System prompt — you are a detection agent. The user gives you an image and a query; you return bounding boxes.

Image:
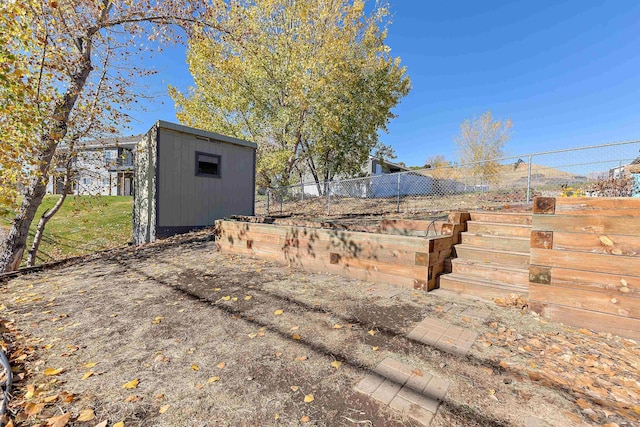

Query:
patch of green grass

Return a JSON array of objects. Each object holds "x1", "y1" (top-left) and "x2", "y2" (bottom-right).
[{"x1": 1, "y1": 195, "x2": 132, "y2": 264}]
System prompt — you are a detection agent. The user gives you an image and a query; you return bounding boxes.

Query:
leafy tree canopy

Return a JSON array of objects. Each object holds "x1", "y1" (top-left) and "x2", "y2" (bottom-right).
[{"x1": 171, "y1": 0, "x2": 410, "y2": 188}]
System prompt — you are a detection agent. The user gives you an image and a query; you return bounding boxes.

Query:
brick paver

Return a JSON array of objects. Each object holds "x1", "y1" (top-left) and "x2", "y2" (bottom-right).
[
  {"x1": 355, "y1": 358, "x2": 450, "y2": 426},
  {"x1": 407, "y1": 317, "x2": 478, "y2": 356}
]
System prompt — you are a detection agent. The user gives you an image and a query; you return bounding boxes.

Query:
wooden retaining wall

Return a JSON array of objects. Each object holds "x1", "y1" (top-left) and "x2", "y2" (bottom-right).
[
  {"x1": 215, "y1": 216, "x2": 462, "y2": 291},
  {"x1": 529, "y1": 197, "x2": 640, "y2": 339}
]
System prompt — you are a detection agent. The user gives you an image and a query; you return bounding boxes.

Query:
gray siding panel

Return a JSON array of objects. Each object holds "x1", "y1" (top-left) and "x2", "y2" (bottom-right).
[{"x1": 157, "y1": 128, "x2": 254, "y2": 227}]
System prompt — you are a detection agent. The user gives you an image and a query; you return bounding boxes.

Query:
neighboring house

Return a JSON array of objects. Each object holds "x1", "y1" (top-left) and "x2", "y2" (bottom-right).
[
  {"x1": 296, "y1": 156, "x2": 411, "y2": 197},
  {"x1": 47, "y1": 136, "x2": 139, "y2": 196}
]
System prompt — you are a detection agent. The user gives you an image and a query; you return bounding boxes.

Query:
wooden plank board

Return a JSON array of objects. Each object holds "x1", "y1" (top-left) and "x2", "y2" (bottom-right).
[
  {"x1": 550, "y1": 231, "x2": 640, "y2": 256},
  {"x1": 529, "y1": 283, "x2": 640, "y2": 318},
  {"x1": 218, "y1": 221, "x2": 433, "y2": 251},
  {"x1": 554, "y1": 197, "x2": 640, "y2": 216},
  {"x1": 532, "y1": 214, "x2": 640, "y2": 236},
  {"x1": 535, "y1": 302, "x2": 640, "y2": 340},
  {"x1": 530, "y1": 248, "x2": 640, "y2": 277},
  {"x1": 218, "y1": 239, "x2": 428, "y2": 283},
  {"x1": 546, "y1": 266, "x2": 639, "y2": 297}
]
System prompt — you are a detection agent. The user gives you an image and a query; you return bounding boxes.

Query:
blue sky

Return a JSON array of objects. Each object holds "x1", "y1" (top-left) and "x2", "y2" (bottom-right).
[{"x1": 127, "y1": 0, "x2": 640, "y2": 167}]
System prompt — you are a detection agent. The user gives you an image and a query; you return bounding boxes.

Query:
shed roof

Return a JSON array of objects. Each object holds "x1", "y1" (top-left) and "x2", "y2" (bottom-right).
[{"x1": 155, "y1": 120, "x2": 258, "y2": 150}]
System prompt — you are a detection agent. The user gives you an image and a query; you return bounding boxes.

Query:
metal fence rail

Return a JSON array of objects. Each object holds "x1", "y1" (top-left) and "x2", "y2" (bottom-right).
[{"x1": 256, "y1": 140, "x2": 640, "y2": 217}]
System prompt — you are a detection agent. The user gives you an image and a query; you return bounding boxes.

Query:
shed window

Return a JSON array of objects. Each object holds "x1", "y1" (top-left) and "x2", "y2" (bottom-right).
[{"x1": 196, "y1": 152, "x2": 221, "y2": 178}]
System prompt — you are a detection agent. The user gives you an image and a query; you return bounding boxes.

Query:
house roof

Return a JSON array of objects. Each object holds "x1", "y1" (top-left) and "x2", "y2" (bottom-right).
[
  {"x1": 74, "y1": 135, "x2": 141, "y2": 150},
  {"x1": 155, "y1": 120, "x2": 258, "y2": 150}
]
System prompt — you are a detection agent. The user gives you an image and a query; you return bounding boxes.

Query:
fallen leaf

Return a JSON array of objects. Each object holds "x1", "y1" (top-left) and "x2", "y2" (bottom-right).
[
  {"x1": 155, "y1": 393, "x2": 165, "y2": 399},
  {"x1": 151, "y1": 316, "x2": 164, "y2": 324},
  {"x1": 93, "y1": 421, "x2": 108, "y2": 427},
  {"x1": 43, "y1": 394, "x2": 58, "y2": 403},
  {"x1": 124, "y1": 395, "x2": 142, "y2": 403},
  {"x1": 221, "y1": 296, "x2": 231, "y2": 301},
  {"x1": 247, "y1": 333, "x2": 257, "y2": 339},
  {"x1": 114, "y1": 422, "x2": 125, "y2": 427},
  {"x1": 191, "y1": 364, "x2": 199, "y2": 371},
  {"x1": 60, "y1": 391, "x2": 75, "y2": 403},
  {"x1": 208, "y1": 376, "x2": 220, "y2": 383},
  {"x1": 304, "y1": 394, "x2": 314, "y2": 403},
  {"x1": 122, "y1": 379, "x2": 139, "y2": 389},
  {"x1": 231, "y1": 297, "x2": 238, "y2": 302},
  {"x1": 295, "y1": 355, "x2": 308, "y2": 361},
  {"x1": 619, "y1": 287, "x2": 630, "y2": 293},
  {"x1": 25, "y1": 384, "x2": 36, "y2": 399},
  {"x1": 599, "y1": 236, "x2": 614, "y2": 246},
  {"x1": 275, "y1": 351, "x2": 283, "y2": 357},
  {"x1": 331, "y1": 361, "x2": 342, "y2": 369},
  {"x1": 333, "y1": 324, "x2": 343, "y2": 329},
  {"x1": 290, "y1": 385, "x2": 299, "y2": 391},
  {"x1": 46, "y1": 412, "x2": 71, "y2": 427},
  {"x1": 274, "y1": 309, "x2": 284, "y2": 315},
  {"x1": 412, "y1": 369, "x2": 423, "y2": 377},
  {"x1": 576, "y1": 398, "x2": 590, "y2": 409},
  {"x1": 301, "y1": 415, "x2": 310, "y2": 423},
  {"x1": 217, "y1": 362, "x2": 226, "y2": 369},
  {"x1": 81, "y1": 371, "x2": 94, "y2": 380},
  {"x1": 44, "y1": 367, "x2": 64, "y2": 376},
  {"x1": 292, "y1": 333, "x2": 301, "y2": 340},
  {"x1": 290, "y1": 326, "x2": 300, "y2": 331},
  {"x1": 372, "y1": 346, "x2": 379, "y2": 351},
  {"x1": 159, "y1": 404, "x2": 170, "y2": 414},
  {"x1": 244, "y1": 295, "x2": 252, "y2": 300},
  {"x1": 274, "y1": 413, "x2": 279, "y2": 420},
  {"x1": 24, "y1": 402, "x2": 45, "y2": 416},
  {"x1": 77, "y1": 409, "x2": 95, "y2": 422},
  {"x1": 85, "y1": 362, "x2": 97, "y2": 368},
  {"x1": 368, "y1": 330, "x2": 376, "y2": 336}
]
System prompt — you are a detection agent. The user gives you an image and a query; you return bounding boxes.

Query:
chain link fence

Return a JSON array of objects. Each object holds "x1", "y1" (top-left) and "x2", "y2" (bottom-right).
[{"x1": 255, "y1": 140, "x2": 640, "y2": 217}]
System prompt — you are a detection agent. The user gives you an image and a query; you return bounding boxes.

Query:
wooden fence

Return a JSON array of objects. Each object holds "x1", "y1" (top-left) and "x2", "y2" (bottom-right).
[{"x1": 529, "y1": 197, "x2": 640, "y2": 339}]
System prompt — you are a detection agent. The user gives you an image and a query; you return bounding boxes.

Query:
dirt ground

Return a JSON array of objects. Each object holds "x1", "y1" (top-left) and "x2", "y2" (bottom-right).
[{"x1": 0, "y1": 230, "x2": 638, "y2": 427}]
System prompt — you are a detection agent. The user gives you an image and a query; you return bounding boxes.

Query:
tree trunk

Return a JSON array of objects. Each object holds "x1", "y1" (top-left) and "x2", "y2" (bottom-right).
[
  {"x1": 26, "y1": 176, "x2": 71, "y2": 267},
  {"x1": 0, "y1": 32, "x2": 94, "y2": 272}
]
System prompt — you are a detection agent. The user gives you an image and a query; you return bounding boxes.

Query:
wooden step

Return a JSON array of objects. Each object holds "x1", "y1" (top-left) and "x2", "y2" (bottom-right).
[
  {"x1": 438, "y1": 273, "x2": 528, "y2": 300},
  {"x1": 450, "y1": 259, "x2": 529, "y2": 286},
  {"x1": 461, "y1": 233, "x2": 530, "y2": 253},
  {"x1": 466, "y1": 221, "x2": 531, "y2": 238},
  {"x1": 454, "y1": 245, "x2": 530, "y2": 268},
  {"x1": 469, "y1": 211, "x2": 532, "y2": 225}
]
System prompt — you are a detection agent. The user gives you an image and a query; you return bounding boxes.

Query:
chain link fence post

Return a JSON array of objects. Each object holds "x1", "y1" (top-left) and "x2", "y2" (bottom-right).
[
  {"x1": 326, "y1": 181, "x2": 331, "y2": 216},
  {"x1": 265, "y1": 189, "x2": 270, "y2": 216},
  {"x1": 396, "y1": 173, "x2": 401, "y2": 213},
  {"x1": 526, "y1": 155, "x2": 533, "y2": 203}
]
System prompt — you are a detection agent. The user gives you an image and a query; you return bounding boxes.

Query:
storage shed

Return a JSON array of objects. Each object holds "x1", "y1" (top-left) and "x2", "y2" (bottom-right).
[{"x1": 133, "y1": 120, "x2": 257, "y2": 244}]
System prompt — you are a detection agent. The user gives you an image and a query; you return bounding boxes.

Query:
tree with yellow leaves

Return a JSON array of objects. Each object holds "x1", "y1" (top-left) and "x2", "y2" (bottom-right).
[
  {"x1": 0, "y1": 1, "x2": 227, "y2": 272},
  {"x1": 454, "y1": 111, "x2": 512, "y2": 183},
  {"x1": 171, "y1": 0, "x2": 410, "y2": 192}
]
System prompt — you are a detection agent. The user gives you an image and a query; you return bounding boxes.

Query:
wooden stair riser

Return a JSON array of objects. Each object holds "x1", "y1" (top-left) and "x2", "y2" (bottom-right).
[
  {"x1": 438, "y1": 275, "x2": 528, "y2": 300},
  {"x1": 469, "y1": 212, "x2": 532, "y2": 225},
  {"x1": 461, "y1": 233, "x2": 530, "y2": 252},
  {"x1": 454, "y1": 246, "x2": 530, "y2": 268},
  {"x1": 466, "y1": 221, "x2": 531, "y2": 238},
  {"x1": 451, "y1": 260, "x2": 529, "y2": 286}
]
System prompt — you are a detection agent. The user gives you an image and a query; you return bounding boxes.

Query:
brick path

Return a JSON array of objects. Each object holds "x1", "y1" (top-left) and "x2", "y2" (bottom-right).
[
  {"x1": 407, "y1": 317, "x2": 477, "y2": 356},
  {"x1": 355, "y1": 310, "x2": 483, "y2": 425},
  {"x1": 356, "y1": 357, "x2": 449, "y2": 426}
]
